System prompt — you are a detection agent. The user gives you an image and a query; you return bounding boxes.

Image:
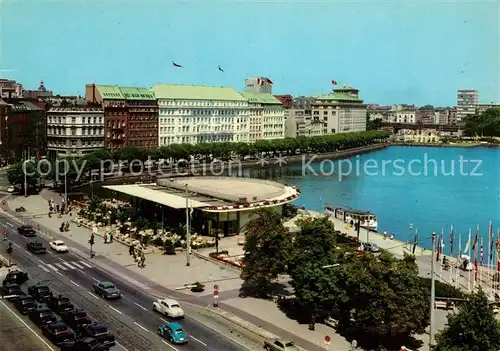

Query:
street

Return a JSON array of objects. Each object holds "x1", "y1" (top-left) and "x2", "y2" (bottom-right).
[{"x1": 0, "y1": 214, "x2": 245, "y2": 351}]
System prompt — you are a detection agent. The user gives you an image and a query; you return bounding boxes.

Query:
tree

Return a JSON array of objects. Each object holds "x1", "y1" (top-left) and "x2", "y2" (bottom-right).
[
  {"x1": 240, "y1": 208, "x2": 292, "y2": 296},
  {"x1": 433, "y1": 289, "x2": 500, "y2": 351},
  {"x1": 464, "y1": 108, "x2": 500, "y2": 137},
  {"x1": 366, "y1": 112, "x2": 383, "y2": 130},
  {"x1": 7, "y1": 161, "x2": 40, "y2": 186}
]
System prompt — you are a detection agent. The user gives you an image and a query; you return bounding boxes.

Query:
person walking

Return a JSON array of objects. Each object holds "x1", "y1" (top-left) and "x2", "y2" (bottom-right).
[{"x1": 140, "y1": 252, "x2": 146, "y2": 268}]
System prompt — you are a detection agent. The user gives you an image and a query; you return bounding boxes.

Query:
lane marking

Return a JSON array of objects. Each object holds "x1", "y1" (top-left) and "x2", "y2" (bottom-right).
[
  {"x1": 109, "y1": 306, "x2": 122, "y2": 315},
  {"x1": 56, "y1": 272, "x2": 63, "y2": 276},
  {"x1": 38, "y1": 265, "x2": 50, "y2": 273},
  {"x1": 25, "y1": 250, "x2": 32, "y2": 256},
  {"x1": 190, "y1": 335, "x2": 208, "y2": 346},
  {"x1": 76, "y1": 268, "x2": 85, "y2": 274},
  {"x1": 160, "y1": 317, "x2": 168, "y2": 323},
  {"x1": 133, "y1": 322, "x2": 148, "y2": 332},
  {"x1": 87, "y1": 292, "x2": 99, "y2": 300},
  {"x1": 91, "y1": 277, "x2": 99, "y2": 282},
  {"x1": 71, "y1": 261, "x2": 85, "y2": 269},
  {"x1": 161, "y1": 340, "x2": 178, "y2": 350},
  {"x1": 61, "y1": 261, "x2": 76, "y2": 269},
  {"x1": 46, "y1": 250, "x2": 53, "y2": 255},
  {"x1": 69, "y1": 280, "x2": 80, "y2": 287},
  {"x1": 36, "y1": 258, "x2": 45, "y2": 264},
  {"x1": 134, "y1": 302, "x2": 147, "y2": 311},
  {"x1": 46, "y1": 264, "x2": 58, "y2": 272},
  {"x1": 0, "y1": 299, "x2": 56, "y2": 351},
  {"x1": 79, "y1": 261, "x2": 93, "y2": 268},
  {"x1": 54, "y1": 263, "x2": 67, "y2": 271},
  {"x1": 12, "y1": 242, "x2": 20, "y2": 248},
  {"x1": 6, "y1": 222, "x2": 13, "y2": 227}
]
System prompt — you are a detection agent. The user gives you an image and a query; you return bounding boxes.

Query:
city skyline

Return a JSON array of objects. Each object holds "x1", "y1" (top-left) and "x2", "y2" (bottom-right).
[{"x1": 2, "y1": 0, "x2": 499, "y2": 106}]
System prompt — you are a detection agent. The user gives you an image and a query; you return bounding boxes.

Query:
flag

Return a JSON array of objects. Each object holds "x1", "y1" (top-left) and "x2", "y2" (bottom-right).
[
  {"x1": 480, "y1": 244, "x2": 484, "y2": 265},
  {"x1": 475, "y1": 257, "x2": 478, "y2": 281},
  {"x1": 436, "y1": 233, "x2": 441, "y2": 262},
  {"x1": 450, "y1": 224, "x2": 454, "y2": 255},
  {"x1": 489, "y1": 221, "x2": 494, "y2": 261},
  {"x1": 256, "y1": 78, "x2": 262, "y2": 85},
  {"x1": 172, "y1": 61, "x2": 183, "y2": 68},
  {"x1": 332, "y1": 80, "x2": 338, "y2": 85},
  {"x1": 464, "y1": 231, "x2": 471, "y2": 253},
  {"x1": 472, "y1": 225, "x2": 479, "y2": 250},
  {"x1": 496, "y1": 231, "x2": 500, "y2": 272},
  {"x1": 412, "y1": 229, "x2": 418, "y2": 254},
  {"x1": 458, "y1": 232, "x2": 462, "y2": 259},
  {"x1": 266, "y1": 78, "x2": 273, "y2": 85}
]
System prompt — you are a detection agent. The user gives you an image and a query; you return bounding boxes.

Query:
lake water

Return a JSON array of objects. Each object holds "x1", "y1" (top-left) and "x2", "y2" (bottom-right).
[{"x1": 243, "y1": 146, "x2": 500, "y2": 250}]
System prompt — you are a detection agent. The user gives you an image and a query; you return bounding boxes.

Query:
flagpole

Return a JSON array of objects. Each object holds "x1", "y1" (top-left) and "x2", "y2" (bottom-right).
[
  {"x1": 456, "y1": 232, "x2": 461, "y2": 289},
  {"x1": 468, "y1": 228, "x2": 472, "y2": 291},
  {"x1": 440, "y1": 229, "x2": 444, "y2": 280},
  {"x1": 449, "y1": 225, "x2": 454, "y2": 285},
  {"x1": 480, "y1": 237, "x2": 484, "y2": 290},
  {"x1": 488, "y1": 220, "x2": 493, "y2": 300}
]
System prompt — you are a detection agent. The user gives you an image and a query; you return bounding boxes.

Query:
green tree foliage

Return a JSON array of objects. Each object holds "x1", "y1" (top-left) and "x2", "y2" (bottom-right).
[
  {"x1": 433, "y1": 289, "x2": 500, "y2": 351},
  {"x1": 366, "y1": 112, "x2": 383, "y2": 130},
  {"x1": 7, "y1": 160, "x2": 43, "y2": 186},
  {"x1": 241, "y1": 208, "x2": 292, "y2": 296},
  {"x1": 464, "y1": 108, "x2": 500, "y2": 137}
]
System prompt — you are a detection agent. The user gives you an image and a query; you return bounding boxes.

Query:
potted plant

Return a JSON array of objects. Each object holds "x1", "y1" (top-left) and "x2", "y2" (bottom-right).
[
  {"x1": 191, "y1": 282, "x2": 205, "y2": 293},
  {"x1": 164, "y1": 239, "x2": 176, "y2": 255}
]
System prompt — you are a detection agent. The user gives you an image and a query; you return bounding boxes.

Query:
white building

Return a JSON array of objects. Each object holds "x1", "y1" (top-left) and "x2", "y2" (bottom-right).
[
  {"x1": 46, "y1": 107, "x2": 105, "y2": 158},
  {"x1": 456, "y1": 89, "x2": 479, "y2": 125},
  {"x1": 244, "y1": 77, "x2": 273, "y2": 94},
  {"x1": 476, "y1": 102, "x2": 500, "y2": 114},
  {"x1": 152, "y1": 84, "x2": 249, "y2": 146},
  {"x1": 395, "y1": 110, "x2": 417, "y2": 124},
  {"x1": 240, "y1": 92, "x2": 284, "y2": 142}
]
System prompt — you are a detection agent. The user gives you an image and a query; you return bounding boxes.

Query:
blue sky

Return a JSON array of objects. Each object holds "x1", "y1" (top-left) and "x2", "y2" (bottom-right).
[{"x1": 1, "y1": 0, "x2": 498, "y2": 106}]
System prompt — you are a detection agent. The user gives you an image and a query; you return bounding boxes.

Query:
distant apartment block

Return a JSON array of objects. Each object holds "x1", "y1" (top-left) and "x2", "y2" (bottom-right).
[
  {"x1": 23, "y1": 80, "x2": 53, "y2": 99},
  {"x1": 244, "y1": 77, "x2": 274, "y2": 94},
  {"x1": 475, "y1": 102, "x2": 500, "y2": 114},
  {"x1": 47, "y1": 106, "x2": 104, "y2": 159},
  {"x1": 241, "y1": 92, "x2": 284, "y2": 142},
  {"x1": 396, "y1": 110, "x2": 417, "y2": 124},
  {"x1": 85, "y1": 84, "x2": 158, "y2": 151},
  {"x1": 0, "y1": 79, "x2": 23, "y2": 99},
  {"x1": 456, "y1": 89, "x2": 479, "y2": 125}
]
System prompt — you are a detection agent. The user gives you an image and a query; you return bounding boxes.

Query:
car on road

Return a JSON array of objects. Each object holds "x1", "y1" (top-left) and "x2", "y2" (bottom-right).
[
  {"x1": 47, "y1": 294, "x2": 74, "y2": 314},
  {"x1": 13, "y1": 294, "x2": 37, "y2": 314},
  {"x1": 77, "y1": 323, "x2": 116, "y2": 348},
  {"x1": 26, "y1": 241, "x2": 47, "y2": 254},
  {"x1": 2, "y1": 269, "x2": 29, "y2": 285},
  {"x1": 61, "y1": 309, "x2": 92, "y2": 329},
  {"x1": 92, "y1": 281, "x2": 121, "y2": 299},
  {"x1": 28, "y1": 283, "x2": 53, "y2": 302},
  {"x1": 17, "y1": 225, "x2": 36, "y2": 237},
  {"x1": 263, "y1": 338, "x2": 299, "y2": 351},
  {"x1": 50, "y1": 240, "x2": 69, "y2": 252},
  {"x1": 362, "y1": 242, "x2": 380, "y2": 253},
  {"x1": 157, "y1": 322, "x2": 188, "y2": 344},
  {"x1": 42, "y1": 321, "x2": 76, "y2": 345},
  {"x1": 152, "y1": 298, "x2": 184, "y2": 318},
  {"x1": 29, "y1": 306, "x2": 58, "y2": 327},
  {"x1": 0, "y1": 283, "x2": 24, "y2": 299},
  {"x1": 60, "y1": 337, "x2": 109, "y2": 351}
]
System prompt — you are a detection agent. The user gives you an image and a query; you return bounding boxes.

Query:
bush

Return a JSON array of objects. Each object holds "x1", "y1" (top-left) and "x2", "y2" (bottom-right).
[
  {"x1": 419, "y1": 277, "x2": 464, "y2": 298},
  {"x1": 209, "y1": 250, "x2": 229, "y2": 258},
  {"x1": 191, "y1": 282, "x2": 205, "y2": 293},
  {"x1": 152, "y1": 237, "x2": 164, "y2": 247},
  {"x1": 163, "y1": 240, "x2": 176, "y2": 255}
]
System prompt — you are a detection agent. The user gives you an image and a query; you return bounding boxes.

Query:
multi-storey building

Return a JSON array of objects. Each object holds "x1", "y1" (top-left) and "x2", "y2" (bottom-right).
[
  {"x1": 0, "y1": 79, "x2": 23, "y2": 99},
  {"x1": 476, "y1": 102, "x2": 500, "y2": 114},
  {"x1": 274, "y1": 95, "x2": 293, "y2": 109},
  {"x1": 240, "y1": 92, "x2": 284, "y2": 142},
  {"x1": 244, "y1": 77, "x2": 273, "y2": 94},
  {"x1": 395, "y1": 110, "x2": 417, "y2": 124},
  {"x1": 85, "y1": 84, "x2": 158, "y2": 151},
  {"x1": 152, "y1": 84, "x2": 249, "y2": 146},
  {"x1": 416, "y1": 108, "x2": 435, "y2": 124},
  {"x1": 23, "y1": 80, "x2": 53, "y2": 99},
  {"x1": 46, "y1": 107, "x2": 104, "y2": 159},
  {"x1": 456, "y1": 89, "x2": 479, "y2": 125}
]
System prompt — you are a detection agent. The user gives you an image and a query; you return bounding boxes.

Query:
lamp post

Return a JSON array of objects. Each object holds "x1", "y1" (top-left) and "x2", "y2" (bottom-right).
[
  {"x1": 185, "y1": 184, "x2": 191, "y2": 267},
  {"x1": 429, "y1": 232, "x2": 437, "y2": 349}
]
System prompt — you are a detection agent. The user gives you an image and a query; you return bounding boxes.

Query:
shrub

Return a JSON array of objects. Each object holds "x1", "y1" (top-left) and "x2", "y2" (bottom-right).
[
  {"x1": 164, "y1": 240, "x2": 176, "y2": 255},
  {"x1": 152, "y1": 237, "x2": 164, "y2": 247},
  {"x1": 419, "y1": 277, "x2": 464, "y2": 298}
]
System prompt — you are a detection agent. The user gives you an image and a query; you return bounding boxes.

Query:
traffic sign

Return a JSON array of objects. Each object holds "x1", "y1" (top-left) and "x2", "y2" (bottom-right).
[{"x1": 324, "y1": 335, "x2": 331, "y2": 344}]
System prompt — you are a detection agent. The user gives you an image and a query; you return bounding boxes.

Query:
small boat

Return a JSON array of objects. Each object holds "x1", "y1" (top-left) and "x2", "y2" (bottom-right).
[{"x1": 324, "y1": 204, "x2": 378, "y2": 231}]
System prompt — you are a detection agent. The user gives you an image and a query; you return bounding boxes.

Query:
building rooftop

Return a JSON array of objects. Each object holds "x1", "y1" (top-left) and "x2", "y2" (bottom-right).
[
  {"x1": 95, "y1": 85, "x2": 155, "y2": 100},
  {"x1": 7, "y1": 100, "x2": 43, "y2": 111},
  {"x1": 152, "y1": 84, "x2": 247, "y2": 101},
  {"x1": 48, "y1": 107, "x2": 104, "y2": 113},
  {"x1": 240, "y1": 92, "x2": 282, "y2": 105},
  {"x1": 312, "y1": 92, "x2": 362, "y2": 102}
]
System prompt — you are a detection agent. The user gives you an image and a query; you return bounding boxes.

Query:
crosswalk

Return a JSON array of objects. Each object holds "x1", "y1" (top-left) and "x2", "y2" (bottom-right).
[{"x1": 38, "y1": 260, "x2": 93, "y2": 273}]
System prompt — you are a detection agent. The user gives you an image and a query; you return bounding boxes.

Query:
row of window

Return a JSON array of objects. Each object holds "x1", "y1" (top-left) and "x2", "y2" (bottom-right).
[
  {"x1": 48, "y1": 140, "x2": 104, "y2": 147},
  {"x1": 47, "y1": 116, "x2": 104, "y2": 125},
  {"x1": 158, "y1": 100, "x2": 247, "y2": 107},
  {"x1": 47, "y1": 127, "x2": 104, "y2": 136},
  {"x1": 158, "y1": 117, "x2": 249, "y2": 125},
  {"x1": 159, "y1": 109, "x2": 248, "y2": 116}
]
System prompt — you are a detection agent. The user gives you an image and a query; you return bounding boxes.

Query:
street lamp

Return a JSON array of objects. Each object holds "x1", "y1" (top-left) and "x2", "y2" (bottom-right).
[{"x1": 429, "y1": 232, "x2": 437, "y2": 349}]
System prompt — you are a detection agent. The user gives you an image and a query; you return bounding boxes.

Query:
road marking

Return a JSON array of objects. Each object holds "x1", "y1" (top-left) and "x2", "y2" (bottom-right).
[
  {"x1": 92, "y1": 277, "x2": 99, "y2": 282},
  {"x1": 38, "y1": 265, "x2": 50, "y2": 272},
  {"x1": 54, "y1": 263, "x2": 67, "y2": 271},
  {"x1": 69, "y1": 280, "x2": 80, "y2": 287},
  {"x1": 56, "y1": 272, "x2": 63, "y2": 276},
  {"x1": 161, "y1": 340, "x2": 178, "y2": 350},
  {"x1": 190, "y1": 335, "x2": 208, "y2": 346},
  {"x1": 46, "y1": 250, "x2": 53, "y2": 255},
  {"x1": 36, "y1": 258, "x2": 44, "y2": 264},
  {"x1": 25, "y1": 250, "x2": 32, "y2": 256},
  {"x1": 76, "y1": 268, "x2": 85, "y2": 274},
  {"x1": 61, "y1": 261, "x2": 76, "y2": 269},
  {"x1": 6, "y1": 222, "x2": 13, "y2": 227},
  {"x1": 115, "y1": 342, "x2": 130, "y2": 351},
  {"x1": 0, "y1": 299, "x2": 56, "y2": 350},
  {"x1": 109, "y1": 306, "x2": 122, "y2": 315},
  {"x1": 12, "y1": 242, "x2": 20, "y2": 248},
  {"x1": 133, "y1": 302, "x2": 148, "y2": 311},
  {"x1": 79, "y1": 261, "x2": 93, "y2": 268},
  {"x1": 71, "y1": 261, "x2": 85, "y2": 269},
  {"x1": 46, "y1": 264, "x2": 58, "y2": 272},
  {"x1": 87, "y1": 292, "x2": 99, "y2": 300},
  {"x1": 133, "y1": 322, "x2": 148, "y2": 332},
  {"x1": 160, "y1": 317, "x2": 168, "y2": 323}
]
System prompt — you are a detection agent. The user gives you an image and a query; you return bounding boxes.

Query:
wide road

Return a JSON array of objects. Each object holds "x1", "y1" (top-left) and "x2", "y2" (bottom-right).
[{"x1": 0, "y1": 215, "x2": 245, "y2": 351}]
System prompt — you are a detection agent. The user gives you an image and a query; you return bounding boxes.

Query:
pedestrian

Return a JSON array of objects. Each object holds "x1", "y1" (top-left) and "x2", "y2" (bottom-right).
[
  {"x1": 390, "y1": 233, "x2": 395, "y2": 240},
  {"x1": 109, "y1": 233, "x2": 113, "y2": 243},
  {"x1": 104, "y1": 233, "x2": 108, "y2": 244},
  {"x1": 140, "y1": 253, "x2": 146, "y2": 268},
  {"x1": 56, "y1": 204, "x2": 60, "y2": 213},
  {"x1": 132, "y1": 247, "x2": 137, "y2": 261},
  {"x1": 129, "y1": 245, "x2": 134, "y2": 256},
  {"x1": 383, "y1": 230, "x2": 387, "y2": 239},
  {"x1": 65, "y1": 222, "x2": 69, "y2": 231}
]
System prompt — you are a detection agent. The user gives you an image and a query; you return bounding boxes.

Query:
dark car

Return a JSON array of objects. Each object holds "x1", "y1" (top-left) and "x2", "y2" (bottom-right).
[
  {"x1": 2, "y1": 269, "x2": 29, "y2": 285},
  {"x1": 61, "y1": 309, "x2": 92, "y2": 329},
  {"x1": 29, "y1": 306, "x2": 57, "y2": 327},
  {"x1": 42, "y1": 321, "x2": 75, "y2": 345},
  {"x1": 18, "y1": 225, "x2": 36, "y2": 237},
  {"x1": 92, "y1": 281, "x2": 121, "y2": 300},
  {"x1": 26, "y1": 241, "x2": 47, "y2": 254},
  {"x1": 28, "y1": 283, "x2": 53, "y2": 302},
  {"x1": 1, "y1": 283, "x2": 25, "y2": 299},
  {"x1": 78, "y1": 323, "x2": 115, "y2": 348},
  {"x1": 13, "y1": 294, "x2": 36, "y2": 314},
  {"x1": 47, "y1": 295, "x2": 74, "y2": 314},
  {"x1": 60, "y1": 337, "x2": 109, "y2": 351}
]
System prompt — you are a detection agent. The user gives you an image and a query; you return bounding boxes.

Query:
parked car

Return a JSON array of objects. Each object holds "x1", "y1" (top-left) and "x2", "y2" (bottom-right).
[
  {"x1": 60, "y1": 337, "x2": 109, "y2": 351},
  {"x1": 363, "y1": 242, "x2": 380, "y2": 253},
  {"x1": 77, "y1": 323, "x2": 116, "y2": 348},
  {"x1": 152, "y1": 298, "x2": 184, "y2": 318},
  {"x1": 0, "y1": 283, "x2": 24, "y2": 299},
  {"x1": 92, "y1": 281, "x2": 121, "y2": 299},
  {"x1": 157, "y1": 322, "x2": 188, "y2": 344},
  {"x1": 50, "y1": 240, "x2": 69, "y2": 253},
  {"x1": 61, "y1": 309, "x2": 92, "y2": 329},
  {"x1": 47, "y1": 295, "x2": 74, "y2": 314},
  {"x1": 2, "y1": 269, "x2": 29, "y2": 285},
  {"x1": 42, "y1": 321, "x2": 76, "y2": 345},
  {"x1": 28, "y1": 283, "x2": 53, "y2": 302},
  {"x1": 263, "y1": 338, "x2": 299, "y2": 351},
  {"x1": 18, "y1": 225, "x2": 36, "y2": 237},
  {"x1": 26, "y1": 241, "x2": 47, "y2": 254},
  {"x1": 13, "y1": 294, "x2": 37, "y2": 314},
  {"x1": 29, "y1": 306, "x2": 58, "y2": 327}
]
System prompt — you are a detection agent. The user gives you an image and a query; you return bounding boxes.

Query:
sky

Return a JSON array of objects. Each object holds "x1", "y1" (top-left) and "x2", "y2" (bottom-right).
[{"x1": 1, "y1": 0, "x2": 499, "y2": 106}]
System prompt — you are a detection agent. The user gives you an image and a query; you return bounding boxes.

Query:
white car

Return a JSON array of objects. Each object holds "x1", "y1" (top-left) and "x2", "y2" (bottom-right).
[
  {"x1": 49, "y1": 240, "x2": 68, "y2": 253},
  {"x1": 152, "y1": 298, "x2": 185, "y2": 318}
]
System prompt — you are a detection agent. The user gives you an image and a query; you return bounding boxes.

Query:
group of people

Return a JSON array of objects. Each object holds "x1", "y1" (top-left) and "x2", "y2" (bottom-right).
[
  {"x1": 129, "y1": 245, "x2": 146, "y2": 268},
  {"x1": 48, "y1": 198, "x2": 72, "y2": 218}
]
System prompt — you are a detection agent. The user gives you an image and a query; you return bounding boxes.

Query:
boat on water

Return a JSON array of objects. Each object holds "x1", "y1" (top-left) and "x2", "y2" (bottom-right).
[{"x1": 324, "y1": 204, "x2": 378, "y2": 231}]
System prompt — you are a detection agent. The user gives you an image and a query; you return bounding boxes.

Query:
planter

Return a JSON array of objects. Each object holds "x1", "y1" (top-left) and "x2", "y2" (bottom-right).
[{"x1": 191, "y1": 282, "x2": 205, "y2": 293}]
